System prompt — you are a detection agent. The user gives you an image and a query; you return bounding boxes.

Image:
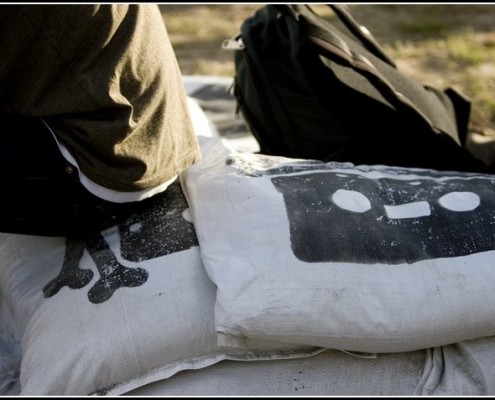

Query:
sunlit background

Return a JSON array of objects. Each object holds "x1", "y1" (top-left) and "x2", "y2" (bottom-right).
[{"x1": 160, "y1": 4, "x2": 495, "y2": 136}]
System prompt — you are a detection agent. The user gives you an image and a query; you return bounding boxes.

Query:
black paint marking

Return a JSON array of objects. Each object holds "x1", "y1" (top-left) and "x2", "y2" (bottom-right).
[
  {"x1": 119, "y1": 181, "x2": 199, "y2": 262},
  {"x1": 43, "y1": 237, "x2": 94, "y2": 297},
  {"x1": 43, "y1": 233, "x2": 148, "y2": 304},
  {"x1": 84, "y1": 233, "x2": 148, "y2": 304},
  {"x1": 271, "y1": 171, "x2": 495, "y2": 264},
  {"x1": 42, "y1": 181, "x2": 198, "y2": 303}
]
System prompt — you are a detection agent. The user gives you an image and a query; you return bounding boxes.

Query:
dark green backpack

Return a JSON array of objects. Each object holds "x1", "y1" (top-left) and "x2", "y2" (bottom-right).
[{"x1": 224, "y1": 4, "x2": 486, "y2": 172}]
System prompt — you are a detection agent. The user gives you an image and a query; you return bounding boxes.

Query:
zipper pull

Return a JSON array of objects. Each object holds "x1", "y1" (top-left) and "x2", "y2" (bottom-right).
[
  {"x1": 228, "y1": 80, "x2": 242, "y2": 118},
  {"x1": 222, "y1": 36, "x2": 245, "y2": 51}
]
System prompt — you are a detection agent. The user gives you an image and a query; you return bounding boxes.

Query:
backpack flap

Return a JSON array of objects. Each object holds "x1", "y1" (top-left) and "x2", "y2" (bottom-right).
[
  {"x1": 230, "y1": 4, "x2": 486, "y2": 172},
  {"x1": 296, "y1": 6, "x2": 461, "y2": 141}
]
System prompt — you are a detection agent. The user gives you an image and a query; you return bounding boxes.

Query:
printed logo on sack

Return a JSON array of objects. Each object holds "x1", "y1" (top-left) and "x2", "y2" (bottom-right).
[
  {"x1": 270, "y1": 170, "x2": 495, "y2": 264},
  {"x1": 42, "y1": 182, "x2": 198, "y2": 303},
  {"x1": 227, "y1": 154, "x2": 495, "y2": 265}
]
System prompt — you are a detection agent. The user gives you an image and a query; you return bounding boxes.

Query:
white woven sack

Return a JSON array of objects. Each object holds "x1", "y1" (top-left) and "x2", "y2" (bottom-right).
[
  {"x1": 182, "y1": 136, "x2": 495, "y2": 353},
  {"x1": 0, "y1": 298, "x2": 20, "y2": 395},
  {"x1": 0, "y1": 180, "x2": 321, "y2": 396},
  {"x1": 126, "y1": 349, "x2": 426, "y2": 396},
  {"x1": 120, "y1": 334, "x2": 495, "y2": 396}
]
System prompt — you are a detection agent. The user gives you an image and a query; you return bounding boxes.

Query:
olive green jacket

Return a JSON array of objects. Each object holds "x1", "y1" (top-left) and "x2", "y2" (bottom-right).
[{"x1": 0, "y1": 4, "x2": 200, "y2": 192}]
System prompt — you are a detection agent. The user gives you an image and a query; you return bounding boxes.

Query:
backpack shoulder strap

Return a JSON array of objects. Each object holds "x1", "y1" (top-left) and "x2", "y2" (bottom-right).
[
  {"x1": 328, "y1": 4, "x2": 396, "y2": 67},
  {"x1": 272, "y1": 4, "x2": 396, "y2": 67}
]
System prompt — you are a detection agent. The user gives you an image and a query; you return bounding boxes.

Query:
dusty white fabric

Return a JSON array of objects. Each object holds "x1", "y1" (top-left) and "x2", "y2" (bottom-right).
[
  {"x1": 0, "y1": 181, "x2": 321, "y2": 396},
  {"x1": 183, "y1": 75, "x2": 260, "y2": 153},
  {"x1": 0, "y1": 299, "x2": 21, "y2": 396},
  {"x1": 125, "y1": 335, "x2": 495, "y2": 396},
  {"x1": 182, "y1": 136, "x2": 495, "y2": 353},
  {"x1": 415, "y1": 336, "x2": 495, "y2": 395},
  {"x1": 186, "y1": 95, "x2": 219, "y2": 138},
  {"x1": 124, "y1": 349, "x2": 427, "y2": 396}
]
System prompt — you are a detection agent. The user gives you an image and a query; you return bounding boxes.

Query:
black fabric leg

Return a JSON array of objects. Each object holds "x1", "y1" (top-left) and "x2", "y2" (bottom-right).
[{"x1": 0, "y1": 113, "x2": 140, "y2": 236}]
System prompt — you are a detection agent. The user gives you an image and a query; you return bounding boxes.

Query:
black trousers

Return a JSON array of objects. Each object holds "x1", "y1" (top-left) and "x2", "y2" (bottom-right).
[{"x1": 0, "y1": 114, "x2": 142, "y2": 236}]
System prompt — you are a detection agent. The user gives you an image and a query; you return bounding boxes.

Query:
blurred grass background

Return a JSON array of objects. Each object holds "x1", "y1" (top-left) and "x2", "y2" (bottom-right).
[{"x1": 160, "y1": 4, "x2": 495, "y2": 135}]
